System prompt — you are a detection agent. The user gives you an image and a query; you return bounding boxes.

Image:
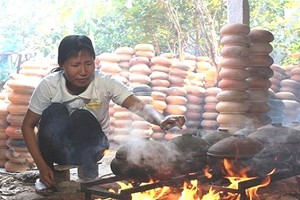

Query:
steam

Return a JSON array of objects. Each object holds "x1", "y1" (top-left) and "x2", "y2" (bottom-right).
[{"x1": 122, "y1": 137, "x2": 181, "y2": 174}]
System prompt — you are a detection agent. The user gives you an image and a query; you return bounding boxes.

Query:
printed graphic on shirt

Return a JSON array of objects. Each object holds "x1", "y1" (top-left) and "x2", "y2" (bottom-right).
[{"x1": 86, "y1": 101, "x2": 101, "y2": 109}]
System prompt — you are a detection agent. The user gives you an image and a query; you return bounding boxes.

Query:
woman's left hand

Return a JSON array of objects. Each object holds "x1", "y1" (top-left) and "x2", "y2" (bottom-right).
[{"x1": 160, "y1": 115, "x2": 186, "y2": 131}]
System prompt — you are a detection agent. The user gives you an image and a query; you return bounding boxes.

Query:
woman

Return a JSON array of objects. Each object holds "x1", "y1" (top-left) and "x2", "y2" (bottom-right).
[{"x1": 21, "y1": 35, "x2": 185, "y2": 191}]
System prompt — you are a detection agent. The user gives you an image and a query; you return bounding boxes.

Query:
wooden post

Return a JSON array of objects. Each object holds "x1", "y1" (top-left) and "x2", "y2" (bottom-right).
[{"x1": 227, "y1": 0, "x2": 250, "y2": 25}]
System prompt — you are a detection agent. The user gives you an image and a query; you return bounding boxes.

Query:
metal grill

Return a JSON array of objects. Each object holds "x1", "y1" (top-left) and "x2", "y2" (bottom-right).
[{"x1": 80, "y1": 168, "x2": 300, "y2": 200}]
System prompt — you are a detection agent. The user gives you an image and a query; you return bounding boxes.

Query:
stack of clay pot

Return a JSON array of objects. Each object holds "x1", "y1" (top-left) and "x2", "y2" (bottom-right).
[
  {"x1": 130, "y1": 85, "x2": 154, "y2": 139},
  {"x1": 216, "y1": 23, "x2": 250, "y2": 133},
  {"x1": 164, "y1": 86, "x2": 187, "y2": 140},
  {"x1": 165, "y1": 60, "x2": 189, "y2": 125},
  {"x1": 97, "y1": 52, "x2": 127, "y2": 84},
  {"x1": 182, "y1": 52, "x2": 197, "y2": 72},
  {"x1": 126, "y1": 50, "x2": 155, "y2": 142},
  {"x1": 268, "y1": 64, "x2": 287, "y2": 124},
  {"x1": 110, "y1": 103, "x2": 132, "y2": 143},
  {"x1": 290, "y1": 67, "x2": 300, "y2": 122},
  {"x1": 246, "y1": 29, "x2": 274, "y2": 128},
  {"x1": 168, "y1": 60, "x2": 189, "y2": 88},
  {"x1": 202, "y1": 87, "x2": 221, "y2": 132},
  {"x1": 97, "y1": 53, "x2": 121, "y2": 140},
  {"x1": 128, "y1": 56, "x2": 152, "y2": 88},
  {"x1": 289, "y1": 67, "x2": 300, "y2": 100},
  {"x1": 276, "y1": 78, "x2": 300, "y2": 125},
  {"x1": 149, "y1": 56, "x2": 172, "y2": 140},
  {"x1": 196, "y1": 56, "x2": 218, "y2": 88},
  {"x1": 184, "y1": 70, "x2": 206, "y2": 132},
  {"x1": 284, "y1": 65, "x2": 296, "y2": 79},
  {"x1": 184, "y1": 85, "x2": 205, "y2": 132},
  {"x1": 270, "y1": 64, "x2": 287, "y2": 93},
  {"x1": 18, "y1": 60, "x2": 50, "y2": 78},
  {"x1": 5, "y1": 73, "x2": 41, "y2": 172},
  {"x1": 115, "y1": 46, "x2": 136, "y2": 86},
  {"x1": 134, "y1": 43, "x2": 155, "y2": 59},
  {"x1": 0, "y1": 90, "x2": 9, "y2": 168},
  {"x1": 165, "y1": 60, "x2": 189, "y2": 128}
]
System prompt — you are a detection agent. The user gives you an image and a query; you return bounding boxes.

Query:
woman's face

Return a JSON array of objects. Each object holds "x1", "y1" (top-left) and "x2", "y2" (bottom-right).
[{"x1": 62, "y1": 50, "x2": 95, "y2": 94}]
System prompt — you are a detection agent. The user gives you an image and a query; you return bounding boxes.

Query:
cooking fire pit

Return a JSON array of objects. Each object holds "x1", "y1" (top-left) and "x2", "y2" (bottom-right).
[{"x1": 80, "y1": 167, "x2": 300, "y2": 200}]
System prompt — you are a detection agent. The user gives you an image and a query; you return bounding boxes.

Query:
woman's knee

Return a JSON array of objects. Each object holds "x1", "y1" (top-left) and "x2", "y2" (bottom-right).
[{"x1": 42, "y1": 103, "x2": 69, "y2": 117}]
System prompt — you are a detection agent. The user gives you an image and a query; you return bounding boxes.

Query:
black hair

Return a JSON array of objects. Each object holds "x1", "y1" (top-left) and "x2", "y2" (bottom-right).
[{"x1": 52, "y1": 35, "x2": 96, "y2": 72}]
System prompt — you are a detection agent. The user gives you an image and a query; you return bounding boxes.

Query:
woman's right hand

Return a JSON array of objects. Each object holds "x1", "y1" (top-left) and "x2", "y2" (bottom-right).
[{"x1": 39, "y1": 164, "x2": 55, "y2": 188}]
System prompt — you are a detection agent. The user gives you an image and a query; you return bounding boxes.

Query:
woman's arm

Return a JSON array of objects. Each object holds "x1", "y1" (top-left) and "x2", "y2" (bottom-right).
[
  {"x1": 21, "y1": 110, "x2": 55, "y2": 188},
  {"x1": 122, "y1": 94, "x2": 186, "y2": 130}
]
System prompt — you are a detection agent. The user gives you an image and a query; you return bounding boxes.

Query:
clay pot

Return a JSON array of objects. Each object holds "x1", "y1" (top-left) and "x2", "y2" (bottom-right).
[
  {"x1": 110, "y1": 138, "x2": 176, "y2": 182},
  {"x1": 248, "y1": 123, "x2": 300, "y2": 170},
  {"x1": 166, "y1": 132, "x2": 211, "y2": 175},
  {"x1": 201, "y1": 129, "x2": 232, "y2": 146},
  {"x1": 207, "y1": 134, "x2": 265, "y2": 177},
  {"x1": 207, "y1": 134, "x2": 263, "y2": 159}
]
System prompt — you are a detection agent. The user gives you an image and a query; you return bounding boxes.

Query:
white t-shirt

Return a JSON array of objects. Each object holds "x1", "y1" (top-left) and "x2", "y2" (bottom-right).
[{"x1": 29, "y1": 71, "x2": 133, "y2": 134}]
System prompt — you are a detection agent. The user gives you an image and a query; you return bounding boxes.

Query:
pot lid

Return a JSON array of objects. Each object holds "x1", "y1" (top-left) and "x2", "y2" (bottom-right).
[
  {"x1": 167, "y1": 133, "x2": 210, "y2": 156},
  {"x1": 201, "y1": 128, "x2": 232, "y2": 145},
  {"x1": 115, "y1": 138, "x2": 170, "y2": 161},
  {"x1": 248, "y1": 123, "x2": 300, "y2": 144},
  {"x1": 207, "y1": 134, "x2": 264, "y2": 158}
]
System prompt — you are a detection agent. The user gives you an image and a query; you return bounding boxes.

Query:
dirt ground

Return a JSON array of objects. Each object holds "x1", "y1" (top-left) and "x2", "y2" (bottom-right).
[
  {"x1": 1, "y1": 141, "x2": 300, "y2": 200},
  {"x1": 0, "y1": 142, "x2": 119, "y2": 200}
]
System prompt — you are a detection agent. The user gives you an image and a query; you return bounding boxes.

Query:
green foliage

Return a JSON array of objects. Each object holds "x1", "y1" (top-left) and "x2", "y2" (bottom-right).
[{"x1": 249, "y1": 0, "x2": 300, "y2": 65}]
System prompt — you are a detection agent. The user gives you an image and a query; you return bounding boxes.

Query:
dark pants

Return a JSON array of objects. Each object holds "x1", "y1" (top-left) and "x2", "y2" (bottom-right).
[{"x1": 37, "y1": 103, "x2": 109, "y2": 178}]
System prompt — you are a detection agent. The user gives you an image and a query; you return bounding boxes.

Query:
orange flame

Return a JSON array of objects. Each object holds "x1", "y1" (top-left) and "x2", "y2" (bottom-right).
[
  {"x1": 245, "y1": 168, "x2": 275, "y2": 199},
  {"x1": 104, "y1": 159, "x2": 275, "y2": 200},
  {"x1": 108, "y1": 179, "x2": 171, "y2": 200},
  {"x1": 223, "y1": 159, "x2": 275, "y2": 200},
  {"x1": 179, "y1": 180, "x2": 200, "y2": 200},
  {"x1": 201, "y1": 187, "x2": 219, "y2": 200},
  {"x1": 203, "y1": 165, "x2": 212, "y2": 179}
]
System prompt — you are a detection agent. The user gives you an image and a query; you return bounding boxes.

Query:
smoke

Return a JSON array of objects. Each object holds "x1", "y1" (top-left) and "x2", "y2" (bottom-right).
[{"x1": 125, "y1": 137, "x2": 180, "y2": 168}]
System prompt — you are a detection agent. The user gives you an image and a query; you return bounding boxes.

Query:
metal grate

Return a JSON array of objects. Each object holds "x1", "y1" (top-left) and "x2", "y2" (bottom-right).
[{"x1": 80, "y1": 168, "x2": 300, "y2": 200}]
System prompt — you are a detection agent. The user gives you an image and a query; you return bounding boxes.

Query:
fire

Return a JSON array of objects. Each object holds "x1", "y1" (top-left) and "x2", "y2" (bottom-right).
[
  {"x1": 201, "y1": 188, "x2": 219, "y2": 200},
  {"x1": 223, "y1": 159, "x2": 275, "y2": 200},
  {"x1": 179, "y1": 180, "x2": 200, "y2": 200},
  {"x1": 103, "y1": 159, "x2": 275, "y2": 200},
  {"x1": 108, "y1": 179, "x2": 171, "y2": 200},
  {"x1": 203, "y1": 165, "x2": 212, "y2": 179}
]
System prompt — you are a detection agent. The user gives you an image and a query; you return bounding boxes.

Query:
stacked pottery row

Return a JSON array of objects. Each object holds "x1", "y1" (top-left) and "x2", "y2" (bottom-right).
[
  {"x1": 97, "y1": 52, "x2": 125, "y2": 83},
  {"x1": 3, "y1": 61, "x2": 47, "y2": 172},
  {"x1": 201, "y1": 87, "x2": 221, "y2": 131},
  {"x1": 112, "y1": 44, "x2": 154, "y2": 143},
  {"x1": 163, "y1": 61, "x2": 190, "y2": 140},
  {"x1": 277, "y1": 78, "x2": 300, "y2": 124},
  {"x1": 246, "y1": 29, "x2": 274, "y2": 128},
  {"x1": 290, "y1": 67, "x2": 300, "y2": 122},
  {"x1": 164, "y1": 86, "x2": 188, "y2": 140},
  {"x1": 0, "y1": 92, "x2": 9, "y2": 168},
  {"x1": 216, "y1": 23, "x2": 251, "y2": 133},
  {"x1": 150, "y1": 56, "x2": 172, "y2": 140},
  {"x1": 196, "y1": 57, "x2": 217, "y2": 88},
  {"x1": 97, "y1": 52, "x2": 123, "y2": 139},
  {"x1": 184, "y1": 74, "x2": 206, "y2": 132},
  {"x1": 130, "y1": 85, "x2": 154, "y2": 139},
  {"x1": 115, "y1": 46, "x2": 135, "y2": 84},
  {"x1": 270, "y1": 64, "x2": 287, "y2": 93},
  {"x1": 129, "y1": 44, "x2": 155, "y2": 142}
]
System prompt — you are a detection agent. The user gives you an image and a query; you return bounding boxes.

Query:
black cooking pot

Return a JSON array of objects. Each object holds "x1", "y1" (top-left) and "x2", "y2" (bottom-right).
[
  {"x1": 166, "y1": 132, "x2": 211, "y2": 175},
  {"x1": 110, "y1": 138, "x2": 178, "y2": 182},
  {"x1": 201, "y1": 128, "x2": 232, "y2": 146},
  {"x1": 207, "y1": 134, "x2": 266, "y2": 177},
  {"x1": 248, "y1": 123, "x2": 300, "y2": 170}
]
